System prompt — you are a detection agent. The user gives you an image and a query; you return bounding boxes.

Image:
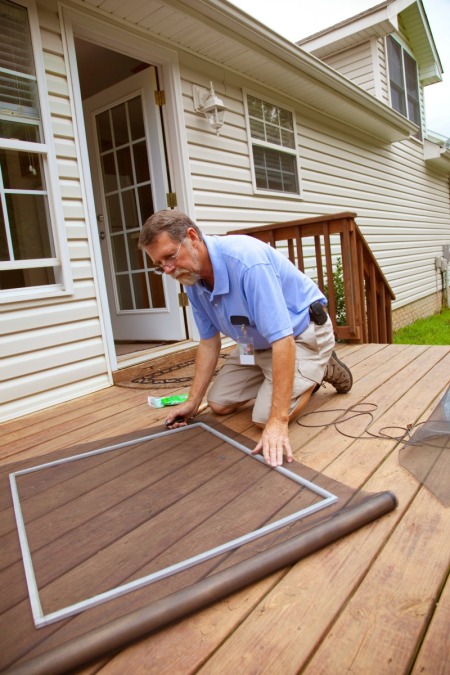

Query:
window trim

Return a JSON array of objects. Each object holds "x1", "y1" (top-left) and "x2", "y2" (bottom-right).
[
  {"x1": 386, "y1": 35, "x2": 422, "y2": 141},
  {"x1": 243, "y1": 89, "x2": 302, "y2": 199},
  {"x1": 0, "y1": 0, "x2": 73, "y2": 303}
]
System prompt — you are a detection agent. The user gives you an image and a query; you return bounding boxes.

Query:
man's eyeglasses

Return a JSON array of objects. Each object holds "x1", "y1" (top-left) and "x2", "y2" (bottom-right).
[{"x1": 152, "y1": 239, "x2": 184, "y2": 275}]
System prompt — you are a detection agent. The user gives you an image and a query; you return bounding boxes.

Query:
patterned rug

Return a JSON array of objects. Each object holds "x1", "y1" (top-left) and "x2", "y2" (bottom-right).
[{"x1": 116, "y1": 351, "x2": 231, "y2": 390}]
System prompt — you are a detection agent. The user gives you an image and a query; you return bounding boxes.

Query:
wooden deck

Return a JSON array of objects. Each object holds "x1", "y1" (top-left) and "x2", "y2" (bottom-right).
[{"x1": 1, "y1": 343, "x2": 449, "y2": 674}]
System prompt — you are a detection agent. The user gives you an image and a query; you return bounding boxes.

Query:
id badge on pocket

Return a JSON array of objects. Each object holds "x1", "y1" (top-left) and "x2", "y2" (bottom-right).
[{"x1": 230, "y1": 316, "x2": 256, "y2": 365}]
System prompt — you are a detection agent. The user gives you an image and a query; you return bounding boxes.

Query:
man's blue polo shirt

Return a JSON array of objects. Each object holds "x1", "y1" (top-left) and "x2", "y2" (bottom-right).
[{"x1": 186, "y1": 235, "x2": 326, "y2": 350}]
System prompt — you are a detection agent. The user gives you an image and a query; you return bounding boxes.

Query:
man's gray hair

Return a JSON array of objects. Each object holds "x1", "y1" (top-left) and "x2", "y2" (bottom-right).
[{"x1": 138, "y1": 210, "x2": 203, "y2": 248}]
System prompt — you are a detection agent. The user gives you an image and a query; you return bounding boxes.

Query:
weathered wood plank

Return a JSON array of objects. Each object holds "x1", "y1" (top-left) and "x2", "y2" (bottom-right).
[
  {"x1": 0, "y1": 345, "x2": 448, "y2": 674},
  {"x1": 100, "y1": 348, "x2": 450, "y2": 674},
  {"x1": 303, "y1": 487, "x2": 450, "y2": 674},
  {"x1": 411, "y1": 572, "x2": 450, "y2": 675}
]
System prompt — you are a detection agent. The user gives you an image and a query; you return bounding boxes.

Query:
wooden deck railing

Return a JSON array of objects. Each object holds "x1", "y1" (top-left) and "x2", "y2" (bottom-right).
[{"x1": 231, "y1": 212, "x2": 395, "y2": 343}]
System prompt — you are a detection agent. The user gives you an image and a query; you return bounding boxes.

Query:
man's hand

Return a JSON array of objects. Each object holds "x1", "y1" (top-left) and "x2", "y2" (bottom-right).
[
  {"x1": 163, "y1": 334, "x2": 221, "y2": 429},
  {"x1": 250, "y1": 335, "x2": 295, "y2": 466},
  {"x1": 164, "y1": 400, "x2": 198, "y2": 428},
  {"x1": 252, "y1": 418, "x2": 293, "y2": 467}
]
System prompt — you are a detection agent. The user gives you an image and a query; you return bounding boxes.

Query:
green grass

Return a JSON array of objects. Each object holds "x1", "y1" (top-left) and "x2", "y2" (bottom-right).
[{"x1": 393, "y1": 308, "x2": 450, "y2": 345}]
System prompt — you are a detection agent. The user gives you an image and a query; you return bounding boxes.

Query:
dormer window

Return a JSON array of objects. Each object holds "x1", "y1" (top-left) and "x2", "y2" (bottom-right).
[{"x1": 386, "y1": 35, "x2": 422, "y2": 140}]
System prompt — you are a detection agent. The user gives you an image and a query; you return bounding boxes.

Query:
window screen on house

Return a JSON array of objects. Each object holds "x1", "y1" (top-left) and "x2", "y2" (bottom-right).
[
  {"x1": 386, "y1": 35, "x2": 422, "y2": 139},
  {"x1": 246, "y1": 94, "x2": 299, "y2": 194},
  {"x1": 0, "y1": 0, "x2": 62, "y2": 296}
]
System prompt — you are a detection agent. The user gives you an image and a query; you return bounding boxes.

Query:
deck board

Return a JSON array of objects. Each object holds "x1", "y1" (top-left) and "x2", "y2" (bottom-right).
[
  {"x1": 1, "y1": 344, "x2": 449, "y2": 674},
  {"x1": 303, "y1": 486, "x2": 449, "y2": 674}
]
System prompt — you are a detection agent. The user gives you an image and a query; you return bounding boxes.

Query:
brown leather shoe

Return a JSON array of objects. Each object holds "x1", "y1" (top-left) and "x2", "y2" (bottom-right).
[{"x1": 323, "y1": 351, "x2": 353, "y2": 393}]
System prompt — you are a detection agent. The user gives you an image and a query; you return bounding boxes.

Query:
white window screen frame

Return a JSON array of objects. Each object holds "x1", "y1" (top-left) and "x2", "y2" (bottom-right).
[
  {"x1": 0, "y1": 0, "x2": 72, "y2": 303},
  {"x1": 243, "y1": 90, "x2": 302, "y2": 199},
  {"x1": 386, "y1": 35, "x2": 422, "y2": 141},
  {"x1": 9, "y1": 422, "x2": 338, "y2": 627}
]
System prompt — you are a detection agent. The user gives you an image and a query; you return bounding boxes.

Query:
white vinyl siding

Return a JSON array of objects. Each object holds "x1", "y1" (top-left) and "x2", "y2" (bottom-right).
[
  {"x1": 376, "y1": 37, "x2": 390, "y2": 105},
  {"x1": 0, "y1": 1, "x2": 109, "y2": 422},
  {"x1": 320, "y1": 41, "x2": 377, "y2": 96},
  {"x1": 179, "y1": 61, "x2": 449, "y2": 310}
]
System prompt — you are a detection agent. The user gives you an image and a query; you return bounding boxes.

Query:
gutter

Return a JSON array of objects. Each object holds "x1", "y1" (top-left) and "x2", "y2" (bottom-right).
[{"x1": 170, "y1": 0, "x2": 417, "y2": 137}]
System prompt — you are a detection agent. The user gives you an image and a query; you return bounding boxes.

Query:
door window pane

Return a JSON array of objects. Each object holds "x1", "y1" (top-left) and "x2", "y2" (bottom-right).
[
  {"x1": 149, "y1": 272, "x2": 165, "y2": 308},
  {"x1": 111, "y1": 103, "x2": 128, "y2": 147},
  {"x1": 138, "y1": 185, "x2": 153, "y2": 224},
  {"x1": 111, "y1": 233, "x2": 128, "y2": 273},
  {"x1": 126, "y1": 231, "x2": 141, "y2": 269},
  {"x1": 121, "y1": 188, "x2": 138, "y2": 230},
  {"x1": 116, "y1": 273, "x2": 133, "y2": 310},
  {"x1": 117, "y1": 146, "x2": 133, "y2": 188},
  {"x1": 106, "y1": 193, "x2": 122, "y2": 232},
  {"x1": 96, "y1": 110, "x2": 113, "y2": 152},
  {"x1": 128, "y1": 96, "x2": 145, "y2": 140},
  {"x1": 132, "y1": 271, "x2": 150, "y2": 309},
  {"x1": 133, "y1": 141, "x2": 150, "y2": 184},
  {"x1": 101, "y1": 152, "x2": 117, "y2": 193}
]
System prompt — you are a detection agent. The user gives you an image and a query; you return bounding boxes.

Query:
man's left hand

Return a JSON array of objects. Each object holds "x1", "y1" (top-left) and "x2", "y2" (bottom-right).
[{"x1": 251, "y1": 419, "x2": 293, "y2": 467}]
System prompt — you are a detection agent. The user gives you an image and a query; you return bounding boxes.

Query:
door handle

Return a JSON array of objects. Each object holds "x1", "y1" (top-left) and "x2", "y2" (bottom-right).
[{"x1": 99, "y1": 231, "x2": 106, "y2": 240}]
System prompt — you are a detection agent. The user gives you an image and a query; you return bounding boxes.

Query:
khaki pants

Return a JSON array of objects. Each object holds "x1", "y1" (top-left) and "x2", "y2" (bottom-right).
[{"x1": 208, "y1": 316, "x2": 335, "y2": 424}]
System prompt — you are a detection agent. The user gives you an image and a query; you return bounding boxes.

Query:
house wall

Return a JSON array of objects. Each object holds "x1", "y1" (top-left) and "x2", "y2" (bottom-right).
[
  {"x1": 179, "y1": 54, "x2": 449, "y2": 310},
  {"x1": 0, "y1": 1, "x2": 111, "y2": 423},
  {"x1": 1, "y1": 0, "x2": 449, "y2": 422},
  {"x1": 392, "y1": 292, "x2": 442, "y2": 331},
  {"x1": 318, "y1": 41, "x2": 378, "y2": 97},
  {"x1": 375, "y1": 36, "x2": 390, "y2": 104}
]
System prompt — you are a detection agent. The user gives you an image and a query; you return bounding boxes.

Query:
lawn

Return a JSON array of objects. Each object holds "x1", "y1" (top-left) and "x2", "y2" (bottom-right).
[{"x1": 393, "y1": 308, "x2": 450, "y2": 345}]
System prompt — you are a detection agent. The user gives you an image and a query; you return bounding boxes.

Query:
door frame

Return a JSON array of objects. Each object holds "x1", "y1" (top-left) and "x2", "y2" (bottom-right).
[
  {"x1": 83, "y1": 68, "x2": 187, "y2": 341},
  {"x1": 60, "y1": 3, "x2": 197, "y2": 371}
]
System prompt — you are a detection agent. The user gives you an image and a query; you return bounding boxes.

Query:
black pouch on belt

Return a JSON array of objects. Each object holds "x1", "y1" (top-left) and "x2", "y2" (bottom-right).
[{"x1": 309, "y1": 301, "x2": 328, "y2": 325}]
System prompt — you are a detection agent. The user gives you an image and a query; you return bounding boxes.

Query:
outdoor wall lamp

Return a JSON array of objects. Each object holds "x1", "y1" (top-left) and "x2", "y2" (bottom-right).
[{"x1": 193, "y1": 81, "x2": 227, "y2": 135}]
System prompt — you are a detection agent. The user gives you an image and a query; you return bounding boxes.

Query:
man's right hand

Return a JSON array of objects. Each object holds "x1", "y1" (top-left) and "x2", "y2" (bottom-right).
[
  {"x1": 164, "y1": 400, "x2": 199, "y2": 428},
  {"x1": 163, "y1": 334, "x2": 221, "y2": 429}
]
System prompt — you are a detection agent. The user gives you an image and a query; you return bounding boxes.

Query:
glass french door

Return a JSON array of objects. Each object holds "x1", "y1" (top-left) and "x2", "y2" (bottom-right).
[{"x1": 84, "y1": 67, "x2": 185, "y2": 341}]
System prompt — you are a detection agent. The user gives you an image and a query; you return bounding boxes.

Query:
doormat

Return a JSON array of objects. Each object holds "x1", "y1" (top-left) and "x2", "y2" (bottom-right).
[
  {"x1": 115, "y1": 351, "x2": 231, "y2": 389},
  {"x1": 1, "y1": 416, "x2": 397, "y2": 674}
]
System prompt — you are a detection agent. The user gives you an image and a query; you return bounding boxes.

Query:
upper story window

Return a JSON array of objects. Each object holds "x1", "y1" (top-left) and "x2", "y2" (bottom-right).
[
  {"x1": 386, "y1": 35, "x2": 422, "y2": 140},
  {"x1": 0, "y1": 0, "x2": 70, "y2": 301},
  {"x1": 245, "y1": 93, "x2": 300, "y2": 196}
]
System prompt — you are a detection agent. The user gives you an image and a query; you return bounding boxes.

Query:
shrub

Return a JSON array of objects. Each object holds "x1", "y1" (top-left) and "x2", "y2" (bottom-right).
[{"x1": 324, "y1": 256, "x2": 346, "y2": 326}]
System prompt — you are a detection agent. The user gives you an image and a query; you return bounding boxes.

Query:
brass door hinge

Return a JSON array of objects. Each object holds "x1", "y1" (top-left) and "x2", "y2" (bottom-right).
[
  {"x1": 178, "y1": 291, "x2": 189, "y2": 307},
  {"x1": 166, "y1": 192, "x2": 177, "y2": 208},
  {"x1": 154, "y1": 89, "x2": 166, "y2": 106}
]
